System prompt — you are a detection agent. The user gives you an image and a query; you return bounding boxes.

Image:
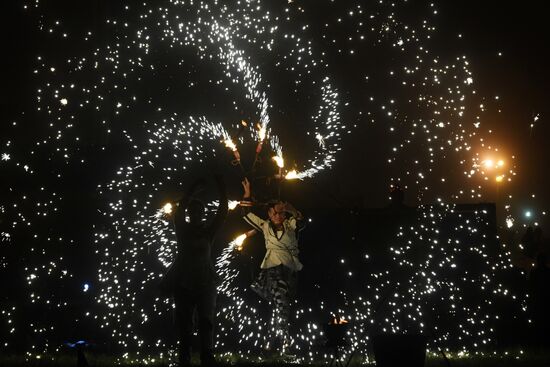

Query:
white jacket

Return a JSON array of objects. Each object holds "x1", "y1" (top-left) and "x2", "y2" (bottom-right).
[{"x1": 243, "y1": 212, "x2": 303, "y2": 271}]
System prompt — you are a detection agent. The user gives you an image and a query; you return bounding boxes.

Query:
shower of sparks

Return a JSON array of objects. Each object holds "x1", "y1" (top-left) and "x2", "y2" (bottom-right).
[
  {"x1": 227, "y1": 200, "x2": 240, "y2": 211},
  {"x1": 272, "y1": 155, "x2": 285, "y2": 169},
  {"x1": 162, "y1": 203, "x2": 173, "y2": 215},
  {"x1": 223, "y1": 139, "x2": 238, "y2": 152},
  {"x1": 0, "y1": 0, "x2": 532, "y2": 363},
  {"x1": 285, "y1": 170, "x2": 300, "y2": 180}
]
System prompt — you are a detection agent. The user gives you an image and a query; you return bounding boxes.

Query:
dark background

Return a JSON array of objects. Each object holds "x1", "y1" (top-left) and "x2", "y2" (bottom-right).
[
  {"x1": 0, "y1": 0, "x2": 548, "y2": 354},
  {"x1": 2, "y1": 0, "x2": 549, "y2": 212}
]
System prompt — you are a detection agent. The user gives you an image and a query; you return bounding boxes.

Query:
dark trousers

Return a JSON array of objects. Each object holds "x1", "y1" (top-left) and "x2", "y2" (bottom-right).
[
  {"x1": 174, "y1": 284, "x2": 217, "y2": 362},
  {"x1": 251, "y1": 265, "x2": 297, "y2": 350}
]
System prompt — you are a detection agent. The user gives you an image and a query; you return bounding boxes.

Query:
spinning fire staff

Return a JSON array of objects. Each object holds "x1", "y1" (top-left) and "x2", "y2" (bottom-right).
[{"x1": 240, "y1": 177, "x2": 305, "y2": 355}]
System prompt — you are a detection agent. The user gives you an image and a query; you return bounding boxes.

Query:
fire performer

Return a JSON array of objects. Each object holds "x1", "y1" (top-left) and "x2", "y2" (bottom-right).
[
  {"x1": 240, "y1": 177, "x2": 304, "y2": 354},
  {"x1": 160, "y1": 175, "x2": 227, "y2": 366}
]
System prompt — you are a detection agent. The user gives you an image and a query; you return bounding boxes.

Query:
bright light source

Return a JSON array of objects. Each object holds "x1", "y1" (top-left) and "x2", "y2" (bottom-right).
[
  {"x1": 234, "y1": 233, "x2": 247, "y2": 251},
  {"x1": 224, "y1": 139, "x2": 237, "y2": 151},
  {"x1": 484, "y1": 159, "x2": 494, "y2": 169},
  {"x1": 272, "y1": 155, "x2": 284, "y2": 168},
  {"x1": 162, "y1": 203, "x2": 173, "y2": 214},
  {"x1": 285, "y1": 170, "x2": 299, "y2": 180}
]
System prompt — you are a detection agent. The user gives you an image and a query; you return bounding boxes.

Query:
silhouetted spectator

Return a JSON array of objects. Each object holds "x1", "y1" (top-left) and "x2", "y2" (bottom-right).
[
  {"x1": 529, "y1": 253, "x2": 550, "y2": 346},
  {"x1": 522, "y1": 226, "x2": 536, "y2": 259},
  {"x1": 160, "y1": 175, "x2": 227, "y2": 366},
  {"x1": 533, "y1": 226, "x2": 549, "y2": 259},
  {"x1": 389, "y1": 184, "x2": 405, "y2": 207}
]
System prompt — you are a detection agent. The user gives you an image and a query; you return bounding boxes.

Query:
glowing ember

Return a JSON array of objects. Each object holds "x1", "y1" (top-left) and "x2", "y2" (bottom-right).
[
  {"x1": 162, "y1": 203, "x2": 173, "y2": 214},
  {"x1": 228, "y1": 200, "x2": 240, "y2": 210},
  {"x1": 285, "y1": 170, "x2": 299, "y2": 180},
  {"x1": 224, "y1": 139, "x2": 237, "y2": 152},
  {"x1": 258, "y1": 124, "x2": 267, "y2": 141},
  {"x1": 272, "y1": 155, "x2": 284, "y2": 169}
]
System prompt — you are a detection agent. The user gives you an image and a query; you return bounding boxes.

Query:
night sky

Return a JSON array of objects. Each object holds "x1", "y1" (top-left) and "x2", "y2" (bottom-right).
[
  {"x1": 2, "y1": 1, "x2": 549, "y2": 217},
  {"x1": 0, "y1": 0, "x2": 549, "y2": 361}
]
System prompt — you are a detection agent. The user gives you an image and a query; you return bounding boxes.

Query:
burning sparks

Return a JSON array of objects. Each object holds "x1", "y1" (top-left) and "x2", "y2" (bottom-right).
[
  {"x1": 224, "y1": 139, "x2": 237, "y2": 152},
  {"x1": 272, "y1": 155, "x2": 285, "y2": 169},
  {"x1": 285, "y1": 170, "x2": 300, "y2": 180},
  {"x1": 228, "y1": 200, "x2": 240, "y2": 210},
  {"x1": 233, "y1": 234, "x2": 247, "y2": 251},
  {"x1": 162, "y1": 202, "x2": 173, "y2": 215},
  {"x1": 258, "y1": 124, "x2": 267, "y2": 142},
  {"x1": 1, "y1": 0, "x2": 531, "y2": 363},
  {"x1": 329, "y1": 317, "x2": 349, "y2": 325}
]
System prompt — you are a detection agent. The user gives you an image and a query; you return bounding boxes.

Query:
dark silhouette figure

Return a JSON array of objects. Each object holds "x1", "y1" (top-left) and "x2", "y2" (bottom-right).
[
  {"x1": 65, "y1": 340, "x2": 89, "y2": 367},
  {"x1": 522, "y1": 226, "x2": 536, "y2": 258},
  {"x1": 389, "y1": 184, "x2": 405, "y2": 207},
  {"x1": 529, "y1": 253, "x2": 550, "y2": 347},
  {"x1": 533, "y1": 227, "x2": 548, "y2": 259},
  {"x1": 161, "y1": 175, "x2": 227, "y2": 366}
]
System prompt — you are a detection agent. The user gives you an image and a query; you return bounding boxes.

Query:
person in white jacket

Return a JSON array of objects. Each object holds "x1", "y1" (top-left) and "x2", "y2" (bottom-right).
[{"x1": 241, "y1": 178, "x2": 304, "y2": 353}]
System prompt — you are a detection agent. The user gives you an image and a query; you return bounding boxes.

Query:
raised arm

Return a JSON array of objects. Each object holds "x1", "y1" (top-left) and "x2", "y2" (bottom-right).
[
  {"x1": 240, "y1": 177, "x2": 264, "y2": 231},
  {"x1": 240, "y1": 177, "x2": 253, "y2": 215},
  {"x1": 210, "y1": 174, "x2": 228, "y2": 233},
  {"x1": 282, "y1": 202, "x2": 303, "y2": 220},
  {"x1": 174, "y1": 177, "x2": 206, "y2": 227},
  {"x1": 176, "y1": 178, "x2": 206, "y2": 209},
  {"x1": 242, "y1": 177, "x2": 251, "y2": 200},
  {"x1": 283, "y1": 201, "x2": 305, "y2": 231}
]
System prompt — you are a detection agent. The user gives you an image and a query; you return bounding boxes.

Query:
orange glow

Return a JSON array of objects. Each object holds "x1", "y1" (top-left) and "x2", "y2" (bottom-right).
[
  {"x1": 330, "y1": 317, "x2": 349, "y2": 325},
  {"x1": 228, "y1": 200, "x2": 240, "y2": 210},
  {"x1": 285, "y1": 170, "x2": 299, "y2": 180},
  {"x1": 162, "y1": 203, "x2": 173, "y2": 214},
  {"x1": 234, "y1": 233, "x2": 247, "y2": 251},
  {"x1": 224, "y1": 139, "x2": 237, "y2": 151},
  {"x1": 258, "y1": 123, "x2": 267, "y2": 141},
  {"x1": 272, "y1": 155, "x2": 284, "y2": 168}
]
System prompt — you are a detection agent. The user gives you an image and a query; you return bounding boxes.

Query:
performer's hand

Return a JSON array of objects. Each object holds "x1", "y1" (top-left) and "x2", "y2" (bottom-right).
[
  {"x1": 283, "y1": 201, "x2": 303, "y2": 220},
  {"x1": 242, "y1": 177, "x2": 251, "y2": 198}
]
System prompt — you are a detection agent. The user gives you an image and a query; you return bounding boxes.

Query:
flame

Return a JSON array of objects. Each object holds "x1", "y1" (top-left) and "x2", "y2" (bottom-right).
[
  {"x1": 285, "y1": 170, "x2": 299, "y2": 180},
  {"x1": 224, "y1": 139, "x2": 237, "y2": 151},
  {"x1": 228, "y1": 200, "x2": 240, "y2": 210},
  {"x1": 330, "y1": 317, "x2": 349, "y2": 325},
  {"x1": 162, "y1": 202, "x2": 173, "y2": 214},
  {"x1": 495, "y1": 175, "x2": 504, "y2": 183},
  {"x1": 241, "y1": 120, "x2": 248, "y2": 127},
  {"x1": 234, "y1": 233, "x2": 247, "y2": 251},
  {"x1": 483, "y1": 159, "x2": 494, "y2": 169},
  {"x1": 272, "y1": 155, "x2": 284, "y2": 168},
  {"x1": 232, "y1": 229, "x2": 257, "y2": 251},
  {"x1": 258, "y1": 123, "x2": 267, "y2": 141}
]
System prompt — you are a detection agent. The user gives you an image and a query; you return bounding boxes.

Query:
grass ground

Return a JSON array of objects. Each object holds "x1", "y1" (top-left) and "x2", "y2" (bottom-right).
[{"x1": 2, "y1": 348, "x2": 549, "y2": 367}]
